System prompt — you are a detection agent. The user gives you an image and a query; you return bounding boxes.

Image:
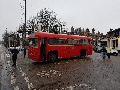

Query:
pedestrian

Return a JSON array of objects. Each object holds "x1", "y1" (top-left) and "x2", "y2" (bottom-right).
[
  {"x1": 101, "y1": 46, "x2": 107, "y2": 59},
  {"x1": 107, "y1": 47, "x2": 111, "y2": 59},
  {"x1": 23, "y1": 46, "x2": 26, "y2": 58},
  {"x1": 11, "y1": 46, "x2": 19, "y2": 67}
]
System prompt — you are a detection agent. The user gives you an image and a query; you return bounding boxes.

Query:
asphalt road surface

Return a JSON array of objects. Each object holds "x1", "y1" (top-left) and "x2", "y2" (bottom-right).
[{"x1": 0, "y1": 45, "x2": 120, "y2": 90}]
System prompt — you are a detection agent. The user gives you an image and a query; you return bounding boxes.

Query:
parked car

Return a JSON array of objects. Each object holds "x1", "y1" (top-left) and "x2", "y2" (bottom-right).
[{"x1": 106, "y1": 47, "x2": 118, "y2": 56}]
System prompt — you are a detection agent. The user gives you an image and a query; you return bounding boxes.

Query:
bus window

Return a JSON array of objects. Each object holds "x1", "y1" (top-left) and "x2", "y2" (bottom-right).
[
  {"x1": 84, "y1": 39, "x2": 88, "y2": 44},
  {"x1": 48, "y1": 38, "x2": 58, "y2": 45},
  {"x1": 68, "y1": 39, "x2": 73, "y2": 45},
  {"x1": 73, "y1": 40, "x2": 79, "y2": 45},
  {"x1": 57, "y1": 39, "x2": 66, "y2": 45},
  {"x1": 29, "y1": 38, "x2": 38, "y2": 48},
  {"x1": 79, "y1": 39, "x2": 84, "y2": 44}
]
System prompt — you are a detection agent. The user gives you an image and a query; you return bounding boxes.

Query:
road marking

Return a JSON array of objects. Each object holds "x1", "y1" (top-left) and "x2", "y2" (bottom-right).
[
  {"x1": 1, "y1": 51, "x2": 19, "y2": 90},
  {"x1": 0, "y1": 48, "x2": 20, "y2": 90},
  {"x1": 4, "y1": 49, "x2": 34, "y2": 90},
  {"x1": 56, "y1": 83, "x2": 96, "y2": 90},
  {"x1": 9, "y1": 61, "x2": 20, "y2": 90},
  {"x1": 18, "y1": 67, "x2": 34, "y2": 90},
  {"x1": 6, "y1": 53, "x2": 20, "y2": 90},
  {"x1": 67, "y1": 86, "x2": 74, "y2": 90},
  {"x1": 37, "y1": 70, "x2": 60, "y2": 77},
  {"x1": 11, "y1": 74, "x2": 16, "y2": 85},
  {"x1": 14, "y1": 86, "x2": 19, "y2": 90}
]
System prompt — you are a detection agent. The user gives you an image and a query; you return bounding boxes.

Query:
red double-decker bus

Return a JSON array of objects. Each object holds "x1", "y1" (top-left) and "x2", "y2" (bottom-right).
[{"x1": 28, "y1": 32, "x2": 93, "y2": 62}]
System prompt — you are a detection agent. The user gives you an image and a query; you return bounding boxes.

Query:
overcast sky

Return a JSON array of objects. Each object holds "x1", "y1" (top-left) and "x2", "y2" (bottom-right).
[{"x1": 0, "y1": 0, "x2": 120, "y2": 40}]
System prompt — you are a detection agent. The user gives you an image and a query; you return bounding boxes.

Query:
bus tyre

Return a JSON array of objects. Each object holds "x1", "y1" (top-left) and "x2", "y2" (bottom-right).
[
  {"x1": 48, "y1": 53, "x2": 58, "y2": 63},
  {"x1": 80, "y1": 50, "x2": 86, "y2": 59}
]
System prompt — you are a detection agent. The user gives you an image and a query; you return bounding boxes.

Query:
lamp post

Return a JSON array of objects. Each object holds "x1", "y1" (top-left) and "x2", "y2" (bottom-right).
[
  {"x1": 23, "y1": 0, "x2": 26, "y2": 39},
  {"x1": 8, "y1": 36, "x2": 11, "y2": 47}
]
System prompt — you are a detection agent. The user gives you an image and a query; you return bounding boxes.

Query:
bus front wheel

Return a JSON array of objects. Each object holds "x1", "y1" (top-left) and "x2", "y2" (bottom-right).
[{"x1": 48, "y1": 52, "x2": 58, "y2": 63}]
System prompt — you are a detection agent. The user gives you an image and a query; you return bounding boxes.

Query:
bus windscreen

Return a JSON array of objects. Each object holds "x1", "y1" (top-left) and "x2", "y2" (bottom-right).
[{"x1": 29, "y1": 38, "x2": 38, "y2": 48}]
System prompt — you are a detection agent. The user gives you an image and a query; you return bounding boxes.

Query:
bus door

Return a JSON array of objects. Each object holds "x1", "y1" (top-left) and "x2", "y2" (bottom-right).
[{"x1": 40, "y1": 38, "x2": 46, "y2": 62}]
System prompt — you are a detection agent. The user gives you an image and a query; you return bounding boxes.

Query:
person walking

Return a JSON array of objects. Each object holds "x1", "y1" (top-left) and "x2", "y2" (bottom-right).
[
  {"x1": 107, "y1": 47, "x2": 111, "y2": 59},
  {"x1": 101, "y1": 46, "x2": 107, "y2": 59},
  {"x1": 11, "y1": 46, "x2": 19, "y2": 67}
]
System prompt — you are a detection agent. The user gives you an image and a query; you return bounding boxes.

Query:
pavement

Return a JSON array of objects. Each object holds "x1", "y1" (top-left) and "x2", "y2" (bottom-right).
[{"x1": 0, "y1": 45, "x2": 120, "y2": 90}]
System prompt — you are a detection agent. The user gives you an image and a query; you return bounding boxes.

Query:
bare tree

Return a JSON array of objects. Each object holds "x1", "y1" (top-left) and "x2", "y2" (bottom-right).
[
  {"x1": 78, "y1": 27, "x2": 82, "y2": 35},
  {"x1": 26, "y1": 8, "x2": 66, "y2": 34},
  {"x1": 86, "y1": 28, "x2": 90, "y2": 36},
  {"x1": 2, "y1": 30, "x2": 9, "y2": 48},
  {"x1": 71, "y1": 26, "x2": 74, "y2": 35},
  {"x1": 92, "y1": 28, "x2": 95, "y2": 34}
]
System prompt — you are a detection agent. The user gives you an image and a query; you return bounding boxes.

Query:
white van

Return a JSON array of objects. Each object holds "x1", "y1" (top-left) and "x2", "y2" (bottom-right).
[{"x1": 106, "y1": 47, "x2": 118, "y2": 56}]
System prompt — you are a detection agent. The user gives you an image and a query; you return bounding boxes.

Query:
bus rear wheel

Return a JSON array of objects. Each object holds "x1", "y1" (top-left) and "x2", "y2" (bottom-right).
[
  {"x1": 48, "y1": 52, "x2": 58, "y2": 63},
  {"x1": 80, "y1": 50, "x2": 86, "y2": 59}
]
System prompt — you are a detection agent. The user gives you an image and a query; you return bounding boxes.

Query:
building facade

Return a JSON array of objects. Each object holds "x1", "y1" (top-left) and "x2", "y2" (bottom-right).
[{"x1": 100, "y1": 29, "x2": 120, "y2": 51}]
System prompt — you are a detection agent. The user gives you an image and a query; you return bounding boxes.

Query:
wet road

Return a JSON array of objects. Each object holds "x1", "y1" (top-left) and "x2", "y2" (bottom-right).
[{"x1": 1, "y1": 46, "x2": 120, "y2": 90}]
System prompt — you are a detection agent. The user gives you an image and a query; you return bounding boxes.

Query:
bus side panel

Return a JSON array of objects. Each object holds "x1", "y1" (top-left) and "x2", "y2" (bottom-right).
[
  {"x1": 59, "y1": 46, "x2": 67, "y2": 59},
  {"x1": 65, "y1": 46, "x2": 72, "y2": 58},
  {"x1": 85, "y1": 44, "x2": 92, "y2": 55},
  {"x1": 46, "y1": 46, "x2": 58, "y2": 61},
  {"x1": 60, "y1": 45, "x2": 75, "y2": 59},
  {"x1": 28, "y1": 47, "x2": 40, "y2": 62},
  {"x1": 35, "y1": 47, "x2": 40, "y2": 62},
  {"x1": 46, "y1": 41, "x2": 93, "y2": 61},
  {"x1": 64, "y1": 45, "x2": 79, "y2": 58},
  {"x1": 47, "y1": 45, "x2": 72, "y2": 60},
  {"x1": 69, "y1": 46, "x2": 74, "y2": 57},
  {"x1": 74, "y1": 46, "x2": 80, "y2": 57},
  {"x1": 64, "y1": 46, "x2": 72, "y2": 59},
  {"x1": 87, "y1": 45, "x2": 93, "y2": 55}
]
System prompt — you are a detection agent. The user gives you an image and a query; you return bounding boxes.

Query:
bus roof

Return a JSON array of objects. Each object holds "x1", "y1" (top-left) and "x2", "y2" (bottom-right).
[{"x1": 28, "y1": 32, "x2": 92, "y2": 40}]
